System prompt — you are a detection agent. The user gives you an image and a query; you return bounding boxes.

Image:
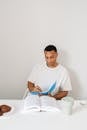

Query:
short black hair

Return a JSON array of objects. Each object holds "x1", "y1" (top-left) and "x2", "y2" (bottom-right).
[{"x1": 44, "y1": 45, "x2": 57, "y2": 52}]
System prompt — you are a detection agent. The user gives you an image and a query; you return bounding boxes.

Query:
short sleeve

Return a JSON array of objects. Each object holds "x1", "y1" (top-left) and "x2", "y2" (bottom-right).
[
  {"x1": 60, "y1": 70, "x2": 72, "y2": 91},
  {"x1": 27, "y1": 65, "x2": 38, "y2": 84}
]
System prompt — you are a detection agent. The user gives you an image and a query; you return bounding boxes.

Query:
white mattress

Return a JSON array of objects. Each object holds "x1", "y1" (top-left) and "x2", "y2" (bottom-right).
[{"x1": 0, "y1": 99, "x2": 87, "y2": 130}]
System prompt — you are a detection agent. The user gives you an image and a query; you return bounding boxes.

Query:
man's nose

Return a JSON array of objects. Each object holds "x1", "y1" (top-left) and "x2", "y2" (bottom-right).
[{"x1": 47, "y1": 59, "x2": 51, "y2": 62}]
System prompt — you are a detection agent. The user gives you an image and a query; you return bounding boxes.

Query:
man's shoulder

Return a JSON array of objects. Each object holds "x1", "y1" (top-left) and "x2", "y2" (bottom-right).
[
  {"x1": 58, "y1": 64, "x2": 69, "y2": 74},
  {"x1": 32, "y1": 63, "x2": 69, "y2": 74}
]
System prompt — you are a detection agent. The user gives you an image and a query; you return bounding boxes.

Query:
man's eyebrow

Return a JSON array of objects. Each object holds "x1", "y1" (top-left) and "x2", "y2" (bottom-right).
[{"x1": 45, "y1": 56, "x2": 55, "y2": 58}]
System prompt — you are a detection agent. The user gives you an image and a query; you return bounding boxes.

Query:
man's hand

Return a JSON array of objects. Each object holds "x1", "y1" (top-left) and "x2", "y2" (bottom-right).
[
  {"x1": 48, "y1": 93, "x2": 53, "y2": 97},
  {"x1": 33, "y1": 85, "x2": 42, "y2": 92},
  {"x1": 47, "y1": 91, "x2": 68, "y2": 100},
  {"x1": 28, "y1": 82, "x2": 42, "y2": 93}
]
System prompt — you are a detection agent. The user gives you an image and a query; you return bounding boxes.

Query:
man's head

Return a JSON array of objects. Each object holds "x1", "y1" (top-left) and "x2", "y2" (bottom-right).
[{"x1": 44, "y1": 45, "x2": 58, "y2": 67}]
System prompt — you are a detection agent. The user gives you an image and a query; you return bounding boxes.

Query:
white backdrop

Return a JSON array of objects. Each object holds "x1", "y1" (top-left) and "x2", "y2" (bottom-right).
[{"x1": 0, "y1": 0, "x2": 87, "y2": 99}]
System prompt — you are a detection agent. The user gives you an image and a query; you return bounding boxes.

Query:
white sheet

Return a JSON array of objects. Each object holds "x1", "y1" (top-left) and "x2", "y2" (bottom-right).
[{"x1": 0, "y1": 99, "x2": 87, "y2": 130}]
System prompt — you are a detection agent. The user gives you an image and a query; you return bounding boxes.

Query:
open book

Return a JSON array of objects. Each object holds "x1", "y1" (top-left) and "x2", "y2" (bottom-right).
[
  {"x1": 23, "y1": 94, "x2": 60, "y2": 112},
  {"x1": 30, "y1": 81, "x2": 56, "y2": 95}
]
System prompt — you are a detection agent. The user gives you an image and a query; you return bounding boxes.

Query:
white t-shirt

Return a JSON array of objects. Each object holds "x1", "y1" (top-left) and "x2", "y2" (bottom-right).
[{"x1": 27, "y1": 63, "x2": 72, "y2": 95}]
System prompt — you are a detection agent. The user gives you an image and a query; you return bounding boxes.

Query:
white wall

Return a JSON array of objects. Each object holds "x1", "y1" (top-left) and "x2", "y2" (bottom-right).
[{"x1": 0, "y1": 0, "x2": 87, "y2": 99}]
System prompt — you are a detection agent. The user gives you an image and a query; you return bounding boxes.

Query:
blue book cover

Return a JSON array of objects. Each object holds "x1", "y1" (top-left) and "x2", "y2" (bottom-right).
[{"x1": 30, "y1": 81, "x2": 56, "y2": 95}]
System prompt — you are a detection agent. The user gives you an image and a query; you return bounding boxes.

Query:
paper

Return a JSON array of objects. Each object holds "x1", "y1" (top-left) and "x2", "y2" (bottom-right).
[{"x1": 23, "y1": 95, "x2": 60, "y2": 112}]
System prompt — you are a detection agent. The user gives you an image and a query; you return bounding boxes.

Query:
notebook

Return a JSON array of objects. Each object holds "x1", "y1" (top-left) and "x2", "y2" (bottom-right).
[{"x1": 23, "y1": 94, "x2": 60, "y2": 112}]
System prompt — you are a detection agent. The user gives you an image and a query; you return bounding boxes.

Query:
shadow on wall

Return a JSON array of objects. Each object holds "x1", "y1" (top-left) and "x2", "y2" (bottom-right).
[
  {"x1": 68, "y1": 69, "x2": 82, "y2": 99},
  {"x1": 58, "y1": 49, "x2": 81, "y2": 99}
]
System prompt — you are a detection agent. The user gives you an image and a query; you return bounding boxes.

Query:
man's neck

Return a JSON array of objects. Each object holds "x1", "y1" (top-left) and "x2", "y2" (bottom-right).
[{"x1": 47, "y1": 62, "x2": 58, "y2": 68}]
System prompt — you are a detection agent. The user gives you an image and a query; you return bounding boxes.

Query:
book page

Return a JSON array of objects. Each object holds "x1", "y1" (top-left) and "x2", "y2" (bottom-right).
[
  {"x1": 40, "y1": 96, "x2": 60, "y2": 112},
  {"x1": 23, "y1": 94, "x2": 40, "y2": 112}
]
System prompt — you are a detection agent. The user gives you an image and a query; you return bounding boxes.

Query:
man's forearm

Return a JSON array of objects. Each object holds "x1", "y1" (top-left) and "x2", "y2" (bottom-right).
[
  {"x1": 28, "y1": 81, "x2": 42, "y2": 92},
  {"x1": 28, "y1": 81, "x2": 35, "y2": 91},
  {"x1": 53, "y1": 91, "x2": 68, "y2": 100}
]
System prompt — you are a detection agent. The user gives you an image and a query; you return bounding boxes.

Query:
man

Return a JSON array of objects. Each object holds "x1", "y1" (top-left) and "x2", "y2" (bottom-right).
[{"x1": 27, "y1": 45, "x2": 72, "y2": 100}]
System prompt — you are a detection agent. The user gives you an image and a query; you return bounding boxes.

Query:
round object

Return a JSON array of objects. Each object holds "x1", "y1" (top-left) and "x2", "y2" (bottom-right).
[
  {"x1": 0, "y1": 110, "x2": 3, "y2": 116},
  {"x1": 1, "y1": 105, "x2": 11, "y2": 113}
]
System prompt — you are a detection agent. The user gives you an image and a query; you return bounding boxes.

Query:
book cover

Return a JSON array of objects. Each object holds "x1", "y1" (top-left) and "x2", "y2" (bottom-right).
[{"x1": 30, "y1": 81, "x2": 56, "y2": 95}]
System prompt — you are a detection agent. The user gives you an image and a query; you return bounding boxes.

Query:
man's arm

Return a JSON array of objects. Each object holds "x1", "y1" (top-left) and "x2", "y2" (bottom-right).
[
  {"x1": 28, "y1": 82, "x2": 68, "y2": 99},
  {"x1": 28, "y1": 81, "x2": 34, "y2": 91},
  {"x1": 49, "y1": 91, "x2": 68, "y2": 100},
  {"x1": 28, "y1": 81, "x2": 42, "y2": 92}
]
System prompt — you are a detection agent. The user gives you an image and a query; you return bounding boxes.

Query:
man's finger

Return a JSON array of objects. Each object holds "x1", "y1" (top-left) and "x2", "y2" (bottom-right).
[{"x1": 36, "y1": 86, "x2": 42, "y2": 91}]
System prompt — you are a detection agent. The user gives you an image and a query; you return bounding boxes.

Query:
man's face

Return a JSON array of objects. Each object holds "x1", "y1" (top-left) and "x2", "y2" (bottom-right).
[{"x1": 44, "y1": 50, "x2": 58, "y2": 67}]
